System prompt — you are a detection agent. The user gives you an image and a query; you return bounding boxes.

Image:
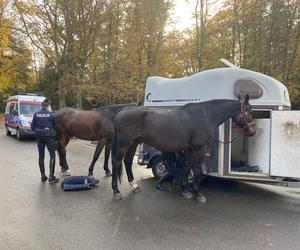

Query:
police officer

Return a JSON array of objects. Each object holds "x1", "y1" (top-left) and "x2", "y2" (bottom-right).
[
  {"x1": 31, "y1": 99, "x2": 60, "y2": 184},
  {"x1": 155, "y1": 151, "x2": 186, "y2": 191}
]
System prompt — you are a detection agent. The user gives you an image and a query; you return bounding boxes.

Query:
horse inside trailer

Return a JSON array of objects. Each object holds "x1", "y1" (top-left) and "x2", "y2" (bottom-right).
[{"x1": 138, "y1": 59, "x2": 300, "y2": 187}]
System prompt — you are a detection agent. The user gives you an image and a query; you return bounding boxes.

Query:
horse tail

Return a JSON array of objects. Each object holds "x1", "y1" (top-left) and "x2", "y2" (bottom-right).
[
  {"x1": 112, "y1": 133, "x2": 122, "y2": 184},
  {"x1": 112, "y1": 133, "x2": 118, "y2": 155}
]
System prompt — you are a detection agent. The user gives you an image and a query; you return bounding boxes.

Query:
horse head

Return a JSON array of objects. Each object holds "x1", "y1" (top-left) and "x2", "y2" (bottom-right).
[{"x1": 232, "y1": 94, "x2": 256, "y2": 137}]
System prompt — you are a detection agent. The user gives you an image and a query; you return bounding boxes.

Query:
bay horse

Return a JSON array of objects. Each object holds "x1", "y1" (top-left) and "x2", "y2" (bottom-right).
[
  {"x1": 111, "y1": 95, "x2": 256, "y2": 200},
  {"x1": 54, "y1": 103, "x2": 137, "y2": 177}
]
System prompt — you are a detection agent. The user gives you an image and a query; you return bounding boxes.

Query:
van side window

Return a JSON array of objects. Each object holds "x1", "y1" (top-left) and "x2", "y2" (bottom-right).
[
  {"x1": 5, "y1": 103, "x2": 10, "y2": 114},
  {"x1": 234, "y1": 79, "x2": 263, "y2": 99},
  {"x1": 9, "y1": 103, "x2": 15, "y2": 114}
]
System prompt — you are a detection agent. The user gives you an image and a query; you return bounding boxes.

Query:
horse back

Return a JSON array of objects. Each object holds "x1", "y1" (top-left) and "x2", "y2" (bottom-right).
[
  {"x1": 115, "y1": 107, "x2": 190, "y2": 150},
  {"x1": 55, "y1": 108, "x2": 112, "y2": 140}
]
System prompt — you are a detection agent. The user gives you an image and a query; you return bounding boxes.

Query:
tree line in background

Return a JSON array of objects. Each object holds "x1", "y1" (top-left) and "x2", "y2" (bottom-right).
[{"x1": 0, "y1": 0, "x2": 300, "y2": 111}]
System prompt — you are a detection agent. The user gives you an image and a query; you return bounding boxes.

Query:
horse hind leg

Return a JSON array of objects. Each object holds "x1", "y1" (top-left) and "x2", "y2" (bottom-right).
[
  {"x1": 111, "y1": 135, "x2": 127, "y2": 200},
  {"x1": 111, "y1": 149, "x2": 125, "y2": 200},
  {"x1": 88, "y1": 142, "x2": 104, "y2": 176},
  {"x1": 111, "y1": 135, "x2": 138, "y2": 200},
  {"x1": 123, "y1": 141, "x2": 140, "y2": 193}
]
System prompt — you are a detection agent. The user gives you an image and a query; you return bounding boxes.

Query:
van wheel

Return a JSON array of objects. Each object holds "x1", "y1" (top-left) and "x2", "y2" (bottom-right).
[
  {"x1": 151, "y1": 156, "x2": 168, "y2": 180},
  {"x1": 16, "y1": 128, "x2": 22, "y2": 140},
  {"x1": 6, "y1": 126, "x2": 11, "y2": 136}
]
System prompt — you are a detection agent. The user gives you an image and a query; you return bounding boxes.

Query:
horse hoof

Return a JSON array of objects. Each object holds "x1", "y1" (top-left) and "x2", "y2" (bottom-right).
[
  {"x1": 131, "y1": 184, "x2": 141, "y2": 193},
  {"x1": 105, "y1": 171, "x2": 112, "y2": 177},
  {"x1": 182, "y1": 192, "x2": 194, "y2": 200},
  {"x1": 129, "y1": 182, "x2": 141, "y2": 193},
  {"x1": 113, "y1": 193, "x2": 122, "y2": 200},
  {"x1": 132, "y1": 186, "x2": 141, "y2": 193},
  {"x1": 155, "y1": 184, "x2": 168, "y2": 192},
  {"x1": 196, "y1": 194, "x2": 207, "y2": 203}
]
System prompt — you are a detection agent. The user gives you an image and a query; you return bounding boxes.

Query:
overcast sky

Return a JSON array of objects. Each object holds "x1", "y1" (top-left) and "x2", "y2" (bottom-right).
[
  {"x1": 170, "y1": 0, "x2": 195, "y2": 31},
  {"x1": 170, "y1": 0, "x2": 224, "y2": 31}
]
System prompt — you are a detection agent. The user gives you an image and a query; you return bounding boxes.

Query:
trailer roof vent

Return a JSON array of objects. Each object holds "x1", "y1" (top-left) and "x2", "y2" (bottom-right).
[{"x1": 234, "y1": 79, "x2": 263, "y2": 99}]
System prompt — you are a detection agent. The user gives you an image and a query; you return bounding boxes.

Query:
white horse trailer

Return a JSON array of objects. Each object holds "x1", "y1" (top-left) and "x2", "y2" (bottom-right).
[{"x1": 138, "y1": 59, "x2": 300, "y2": 187}]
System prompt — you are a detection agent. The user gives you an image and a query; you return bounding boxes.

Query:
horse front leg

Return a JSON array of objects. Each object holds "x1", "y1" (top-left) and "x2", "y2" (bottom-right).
[
  {"x1": 191, "y1": 157, "x2": 207, "y2": 203},
  {"x1": 181, "y1": 158, "x2": 194, "y2": 200},
  {"x1": 88, "y1": 142, "x2": 104, "y2": 177},
  {"x1": 123, "y1": 141, "x2": 140, "y2": 193},
  {"x1": 57, "y1": 134, "x2": 70, "y2": 173}
]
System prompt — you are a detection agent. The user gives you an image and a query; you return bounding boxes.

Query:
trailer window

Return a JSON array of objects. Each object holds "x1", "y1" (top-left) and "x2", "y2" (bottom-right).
[
  {"x1": 234, "y1": 79, "x2": 263, "y2": 99},
  {"x1": 252, "y1": 110, "x2": 270, "y2": 119}
]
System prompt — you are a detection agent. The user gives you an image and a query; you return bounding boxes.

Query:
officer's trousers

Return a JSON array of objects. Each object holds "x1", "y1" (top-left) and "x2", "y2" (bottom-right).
[{"x1": 36, "y1": 137, "x2": 57, "y2": 179}]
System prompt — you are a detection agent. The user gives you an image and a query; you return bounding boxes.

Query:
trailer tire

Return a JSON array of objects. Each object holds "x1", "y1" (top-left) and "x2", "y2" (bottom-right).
[
  {"x1": 150, "y1": 156, "x2": 195, "y2": 182},
  {"x1": 151, "y1": 156, "x2": 168, "y2": 180}
]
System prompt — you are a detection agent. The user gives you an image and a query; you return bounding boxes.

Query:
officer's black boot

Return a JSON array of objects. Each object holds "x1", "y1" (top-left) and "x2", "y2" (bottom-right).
[
  {"x1": 49, "y1": 159, "x2": 60, "y2": 184},
  {"x1": 155, "y1": 172, "x2": 171, "y2": 192},
  {"x1": 39, "y1": 160, "x2": 48, "y2": 182}
]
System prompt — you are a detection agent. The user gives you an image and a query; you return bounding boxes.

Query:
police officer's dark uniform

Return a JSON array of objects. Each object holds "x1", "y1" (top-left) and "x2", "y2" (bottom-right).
[
  {"x1": 31, "y1": 99, "x2": 59, "y2": 183},
  {"x1": 155, "y1": 151, "x2": 186, "y2": 191}
]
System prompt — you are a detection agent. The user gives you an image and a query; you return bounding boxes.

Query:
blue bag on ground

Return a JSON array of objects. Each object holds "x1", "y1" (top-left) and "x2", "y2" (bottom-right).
[{"x1": 61, "y1": 176, "x2": 99, "y2": 191}]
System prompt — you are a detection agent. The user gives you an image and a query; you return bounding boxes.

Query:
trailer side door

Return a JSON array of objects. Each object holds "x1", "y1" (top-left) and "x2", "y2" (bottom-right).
[{"x1": 270, "y1": 111, "x2": 300, "y2": 178}]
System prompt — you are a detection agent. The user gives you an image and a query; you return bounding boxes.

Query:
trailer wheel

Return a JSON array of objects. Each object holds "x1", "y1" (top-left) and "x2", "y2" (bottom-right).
[
  {"x1": 151, "y1": 156, "x2": 195, "y2": 182},
  {"x1": 6, "y1": 126, "x2": 11, "y2": 136},
  {"x1": 151, "y1": 156, "x2": 168, "y2": 180}
]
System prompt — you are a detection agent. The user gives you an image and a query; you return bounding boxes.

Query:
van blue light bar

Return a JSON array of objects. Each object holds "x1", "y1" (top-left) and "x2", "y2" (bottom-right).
[{"x1": 18, "y1": 92, "x2": 44, "y2": 96}]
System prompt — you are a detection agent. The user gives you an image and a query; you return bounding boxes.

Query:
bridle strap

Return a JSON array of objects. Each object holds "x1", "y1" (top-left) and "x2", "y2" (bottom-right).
[
  {"x1": 235, "y1": 101, "x2": 255, "y2": 129},
  {"x1": 214, "y1": 101, "x2": 255, "y2": 145}
]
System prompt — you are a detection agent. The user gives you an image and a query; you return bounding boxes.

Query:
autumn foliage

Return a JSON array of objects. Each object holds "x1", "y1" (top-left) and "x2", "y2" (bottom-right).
[{"x1": 1, "y1": 0, "x2": 300, "y2": 110}]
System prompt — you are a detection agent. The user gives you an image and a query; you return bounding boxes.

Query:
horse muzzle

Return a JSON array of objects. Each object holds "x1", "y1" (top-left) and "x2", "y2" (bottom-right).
[{"x1": 245, "y1": 122, "x2": 256, "y2": 137}]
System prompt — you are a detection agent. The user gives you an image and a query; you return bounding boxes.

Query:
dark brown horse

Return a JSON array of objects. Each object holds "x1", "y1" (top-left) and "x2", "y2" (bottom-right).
[
  {"x1": 111, "y1": 96, "x2": 256, "y2": 200},
  {"x1": 54, "y1": 103, "x2": 137, "y2": 177}
]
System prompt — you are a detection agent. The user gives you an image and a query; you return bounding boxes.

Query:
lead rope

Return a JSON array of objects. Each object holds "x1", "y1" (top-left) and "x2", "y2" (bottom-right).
[
  {"x1": 214, "y1": 124, "x2": 246, "y2": 145},
  {"x1": 203, "y1": 101, "x2": 255, "y2": 157},
  {"x1": 216, "y1": 101, "x2": 255, "y2": 145}
]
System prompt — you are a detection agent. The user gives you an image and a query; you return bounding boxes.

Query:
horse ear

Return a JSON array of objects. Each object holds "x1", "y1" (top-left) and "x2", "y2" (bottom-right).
[{"x1": 244, "y1": 94, "x2": 250, "y2": 104}]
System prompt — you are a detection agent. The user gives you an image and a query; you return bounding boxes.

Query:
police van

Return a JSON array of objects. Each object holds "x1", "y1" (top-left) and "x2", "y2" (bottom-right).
[{"x1": 5, "y1": 93, "x2": 49, "y2": 140}]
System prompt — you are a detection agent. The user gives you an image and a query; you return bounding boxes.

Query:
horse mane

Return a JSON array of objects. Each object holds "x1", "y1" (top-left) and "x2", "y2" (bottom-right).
[
  {"x1": 97, "y1": 103, "x2": 138, "y2": 114},
  {"x1": 180, "y1": 99, "x2": 237, "y2": 111},
  {"x1": 54, "y1": 107, "x2": 77, "y2": 115}
]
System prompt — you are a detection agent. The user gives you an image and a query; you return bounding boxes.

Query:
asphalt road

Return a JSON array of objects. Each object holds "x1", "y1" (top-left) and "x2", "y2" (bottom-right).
[{"x1": 0, "y1": 121, "x2": 300, "y2": 250}]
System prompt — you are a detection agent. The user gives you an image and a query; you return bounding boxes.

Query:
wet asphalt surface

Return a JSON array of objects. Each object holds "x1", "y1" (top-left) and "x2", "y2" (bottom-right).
[{"x1": 0, "y1": 122, "x2": 300, "y2": 250}]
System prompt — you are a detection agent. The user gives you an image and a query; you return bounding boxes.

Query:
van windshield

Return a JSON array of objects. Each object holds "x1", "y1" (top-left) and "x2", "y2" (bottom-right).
[{"x1": 19, "y1": 103, "x2": 42, "y2": 115}]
